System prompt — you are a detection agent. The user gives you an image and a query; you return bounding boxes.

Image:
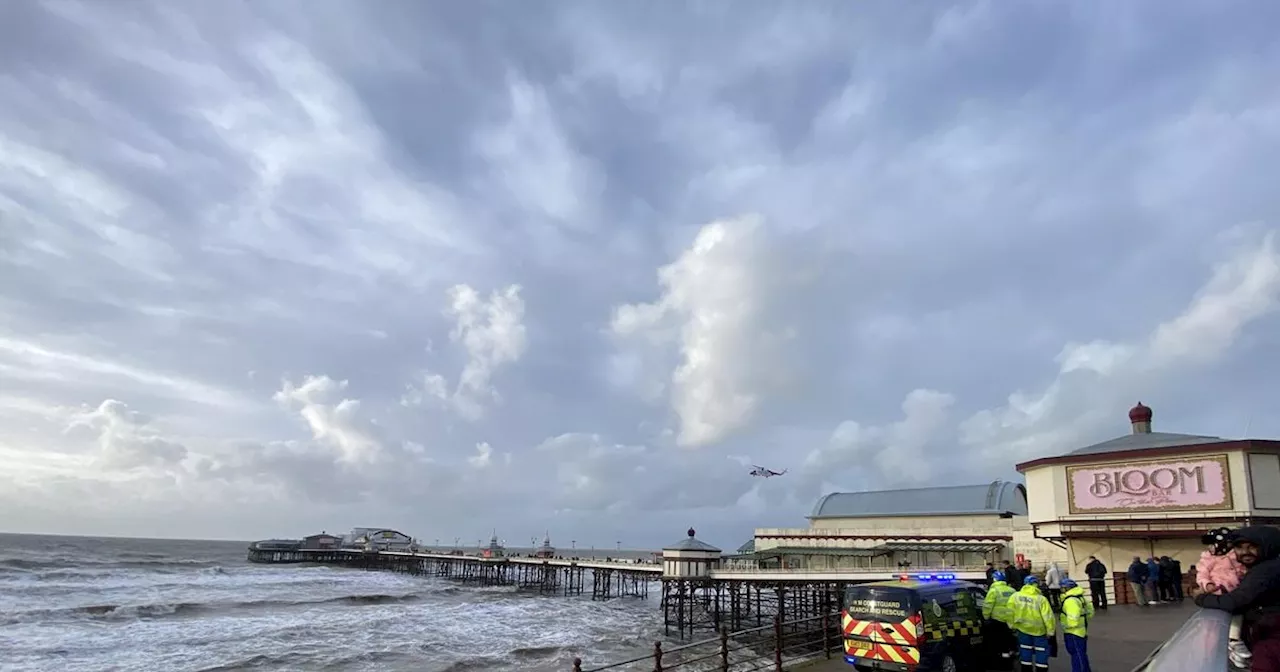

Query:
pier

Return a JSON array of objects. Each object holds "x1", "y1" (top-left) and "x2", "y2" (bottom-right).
[{"x1": 247, "y1": 544, "x2": 656, "y2": 599}]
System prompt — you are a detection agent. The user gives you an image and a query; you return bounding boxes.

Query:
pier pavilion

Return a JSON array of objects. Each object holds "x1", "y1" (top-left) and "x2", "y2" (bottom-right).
[
  {"x1": 741, "y1": 480, "x2": 1027, "y2": 573},
  {"x1": 1017, "y1": 402, "x2": 1280, "y2": 604}
]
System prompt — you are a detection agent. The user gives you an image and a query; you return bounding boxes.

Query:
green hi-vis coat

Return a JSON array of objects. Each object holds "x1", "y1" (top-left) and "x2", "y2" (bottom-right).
[
  {"x1": 1008, "y1": 584, "x2": 1055, "y2": 636},
  {"x1": 1059, "y1": 586, "x2": 1094, "y2": 637},
  {"x1": 983, "y1": 580, "x2": 1016, "y2": 624}
]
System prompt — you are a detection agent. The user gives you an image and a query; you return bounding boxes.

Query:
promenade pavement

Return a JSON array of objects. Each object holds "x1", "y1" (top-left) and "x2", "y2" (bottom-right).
[{"x1": 796, "y1": 600, "x2": 1195, "y2": 671}]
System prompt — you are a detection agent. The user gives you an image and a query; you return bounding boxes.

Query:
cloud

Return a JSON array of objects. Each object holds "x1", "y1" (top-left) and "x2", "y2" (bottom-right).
[
  {"x1": 67, "y1": 399, "x2": 189, "y2": 470},
  {"x1": 273, "y1": 375, "x2": 383, "y2": 464},
  {"x1": 4, "y1": 1, "x2": 1280, "y2": 545},
  {"x1": 959, "y1": 231, "x2": 1280, "y2": 465},
  {"x1": 610, "y1": 216, "x2": 805, "y2": 448},
  {"x1": 404, "y1": 283, "x2": 528, "y2": 420}
]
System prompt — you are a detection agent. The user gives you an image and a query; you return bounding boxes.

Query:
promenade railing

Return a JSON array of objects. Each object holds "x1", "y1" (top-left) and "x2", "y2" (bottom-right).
[
  {"x1": 573, "y1": 611, "x2": 842, "y2": 672},
  {"x1": 1129, "y1": 608, "x2": 1231, "y2": 672}
]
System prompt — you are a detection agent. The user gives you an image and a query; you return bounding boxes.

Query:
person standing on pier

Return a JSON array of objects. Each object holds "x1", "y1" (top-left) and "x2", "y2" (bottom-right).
[
  {"x1": 983, "y1": 570, "x2": 1018, "y2": 661},
  {"x1": 1126, "y1": 556, "x2": 1149, "y2": 606},
  {"x1": 1009, "y1": 575, "x2": 1056, "y2": 672},
  {"x1": 1058, "y1": 578, "x2": 1094, "y2": 672},
  {"x1": 1084, "y1": 556, "x2": 1108, "y2": 610},
  {"x1": 1045, "y1": 563, "x2": 1064, "y2": 613}
]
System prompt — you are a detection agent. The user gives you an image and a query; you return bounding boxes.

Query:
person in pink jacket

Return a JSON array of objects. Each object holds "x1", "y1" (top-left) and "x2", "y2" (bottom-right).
[{"x1": 1196, "y1": 527, "x2": 1254, "y2": 668}]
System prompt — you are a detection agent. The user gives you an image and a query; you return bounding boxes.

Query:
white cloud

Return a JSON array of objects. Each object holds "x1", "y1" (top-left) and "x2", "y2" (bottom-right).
[
  {"x1": 404, "y1": 284, "x2": 528, "y2": 420},
  {"x1": 611, "y1": 216, "x2": 799, "y2": 448},
  {"x1": 803, "y1": 389, "x2": 956, "y2": 489},
  {"x1": 66, "y1": 399, "x2": 189, "y2": 471},
  {"x1": 274, "y1": 375, "x2": 382, "y2": 464},
  {"x1": 960, "y1": 230, "x2": 1280, "y2": 466}
]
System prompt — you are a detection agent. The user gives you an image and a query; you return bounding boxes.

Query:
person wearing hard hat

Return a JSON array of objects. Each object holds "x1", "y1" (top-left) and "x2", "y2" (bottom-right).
[
  {"x1": 983, "y1": 570, "x2": 1018, "y2": 661},
  {"x1": 1059, "y1": 577, "x2": 1094, "y2": 672},
  {"x1": 1008, "y1": 575, "x2": 1056, "y2": 672}
]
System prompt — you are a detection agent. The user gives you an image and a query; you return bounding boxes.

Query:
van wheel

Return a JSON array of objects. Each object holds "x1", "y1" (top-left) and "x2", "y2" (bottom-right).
[{"x1": 940, "y1": 654, "x2": 958, "y2": 672}]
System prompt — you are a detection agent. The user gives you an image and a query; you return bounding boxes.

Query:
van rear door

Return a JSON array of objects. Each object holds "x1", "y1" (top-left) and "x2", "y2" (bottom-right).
[{"x1": 842, "y1": 585, "x2": 923, "y2": 668}]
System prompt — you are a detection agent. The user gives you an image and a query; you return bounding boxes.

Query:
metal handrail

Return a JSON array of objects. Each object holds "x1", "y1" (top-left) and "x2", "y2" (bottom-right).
[
  {"x1": 1129, "y1": 608, "x2": 1231, "y2": 672},
  {"x1": 573, "y1": 611, "x2": 842, "y2": 672}
]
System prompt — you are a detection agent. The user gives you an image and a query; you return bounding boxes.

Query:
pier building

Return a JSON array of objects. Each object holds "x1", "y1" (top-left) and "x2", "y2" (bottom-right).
[
  {"x1": 740, "y1": 480, "x2": 1026, "y2": 573},
  {"x1": 301, "y1": 533, "x2": 341, "y2": 549},
  {"x1": 534, "y1": 532, "x2": 556, "y2": 559},
  {"x1": 1017, "y1": 402, "x2": 1280, "y2": 603}
]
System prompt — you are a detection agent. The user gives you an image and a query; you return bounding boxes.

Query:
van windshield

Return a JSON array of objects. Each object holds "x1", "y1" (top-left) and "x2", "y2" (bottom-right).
[{"x1": 844, "y1": 585, "x2": 920, "y2": 621}]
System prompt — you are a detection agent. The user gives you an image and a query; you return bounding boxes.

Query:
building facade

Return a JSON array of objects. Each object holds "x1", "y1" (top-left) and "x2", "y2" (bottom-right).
[
  {"x1": 746, "y1": 480, "x2": 1028, "y2": 572},
  {"x1": 1016, "y1": 403, "x2": 1280, "y2": 603},
  {"x1": 534, "y1": 532, "x2": 555, "y2": 559},
  {"x1": 301, "y1": 533, "x2": 342, "y2": 550},
  {"x1": 348, "y1": 528, "x2": 415, "y2": 552}
]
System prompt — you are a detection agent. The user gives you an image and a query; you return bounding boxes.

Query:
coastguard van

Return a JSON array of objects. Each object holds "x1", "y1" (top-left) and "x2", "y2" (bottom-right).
[{"x1": 841, "y1": 573, "x2": 990, "y2": 672}]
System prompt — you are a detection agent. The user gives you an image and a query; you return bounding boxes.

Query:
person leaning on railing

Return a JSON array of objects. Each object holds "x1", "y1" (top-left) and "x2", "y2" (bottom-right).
[{"x1": 1194, "y1": 525, "x2": 1280, "y2": 672}]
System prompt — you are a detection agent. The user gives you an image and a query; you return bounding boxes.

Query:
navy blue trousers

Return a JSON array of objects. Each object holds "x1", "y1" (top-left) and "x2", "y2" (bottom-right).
[
  {"x1": 1064, "y1": 633, "x2": 1091, "y2": 672},
  {"x1": 1017, "y1": 631, "x2": 1050, "y2": 669}
]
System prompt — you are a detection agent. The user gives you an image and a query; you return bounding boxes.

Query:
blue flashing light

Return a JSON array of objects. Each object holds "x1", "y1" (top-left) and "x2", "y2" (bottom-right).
[{"x1": 910, "y1": 572, "x2": 956, "y2": 582}]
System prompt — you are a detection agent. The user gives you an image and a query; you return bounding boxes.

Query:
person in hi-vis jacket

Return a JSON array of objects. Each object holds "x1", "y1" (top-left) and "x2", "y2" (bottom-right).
[
  {"x1": 1059, "y1": 578, "x2": 1094, "y2": 672},
  {"x1": 982, "y1": 570, "x2": 1017, "y2": 660},
  {"x1": 1008, "y1": 576, "x2": 1055, "y2": 672}
]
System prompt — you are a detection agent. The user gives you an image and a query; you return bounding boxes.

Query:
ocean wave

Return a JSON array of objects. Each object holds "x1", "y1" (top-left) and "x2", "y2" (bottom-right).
[
  {"x1": 0, "y1": 556, "x2": 220, "y2": 574},
  {"x1": 511, "y1": 645, "x2": 569, "y2": 658},
  {"x1": 2, "y1": 592, "x2": 430, "y2": 625},
  {"x1": 194, "y1": 651, "x2": 321, "y2": 671}
]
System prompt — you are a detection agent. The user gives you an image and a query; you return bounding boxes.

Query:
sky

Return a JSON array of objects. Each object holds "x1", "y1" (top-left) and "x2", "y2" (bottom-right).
[{"x1": 2, "y1": 1, "x2": 1280, "y2": 549}]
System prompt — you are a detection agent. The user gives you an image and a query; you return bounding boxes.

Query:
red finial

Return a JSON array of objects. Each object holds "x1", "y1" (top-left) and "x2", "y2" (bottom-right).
[
  {"x1": 1129, "y1": 402, "x2": 1153, "y2": 423},
  {"x1": 687, "y1": 528, "x2": 696, "y2": 538}
]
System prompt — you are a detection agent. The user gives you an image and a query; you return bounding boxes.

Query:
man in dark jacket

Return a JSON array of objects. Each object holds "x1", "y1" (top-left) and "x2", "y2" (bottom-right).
[
  {"x1": 1127, "y1": 556, "x2": 1149, "y2": 606},
  {"x1": 1004, "y1": 561, "x2": 1023, "y2": 589},
  {"x1": 1158, "y1": 556, "x2": 1175, "y2": 602},
  {"x1": 1171, "y1": 557, "x2": 1185, "y2": 601},
  {"x1": 1085, "y1": 555, "x2": 1108, "y2": 610},
  {"x1": 1196, "y1": 526, "x2": 1280, "y2": 671}
]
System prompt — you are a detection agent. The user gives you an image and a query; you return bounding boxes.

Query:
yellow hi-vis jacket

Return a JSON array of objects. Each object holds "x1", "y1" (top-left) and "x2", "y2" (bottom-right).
[
  {"x1": 1008, "y1": 584, "x2": 1055, "y2": 637},
  {"x1": 983, "y1": 580, "x2": 1016, "y2": 624},
  {"x1": 1060, "y1": 586, "x2": 1094, "y2": 637}
]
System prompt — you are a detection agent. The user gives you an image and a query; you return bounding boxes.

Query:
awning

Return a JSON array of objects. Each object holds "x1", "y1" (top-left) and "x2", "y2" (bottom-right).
[
  {"x1": 875, "y1": 542, "x2": 1005, "y2": 554},
  {"x1": 752, "y1": 546, "x2": 887, "y2": 558}
]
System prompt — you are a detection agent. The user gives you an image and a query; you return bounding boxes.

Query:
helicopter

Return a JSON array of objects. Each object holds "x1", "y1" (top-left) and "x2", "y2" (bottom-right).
[{"x1": 749, "y1": 465, "x2": 787, "y2": 478}]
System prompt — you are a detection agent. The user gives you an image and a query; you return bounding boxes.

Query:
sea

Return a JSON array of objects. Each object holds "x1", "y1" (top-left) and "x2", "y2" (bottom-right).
[{"x1": 0, "y1": 534, "x2": 667, "y2": 672}]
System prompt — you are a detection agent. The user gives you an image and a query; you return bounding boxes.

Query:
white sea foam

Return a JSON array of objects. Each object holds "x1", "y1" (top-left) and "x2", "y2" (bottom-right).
[{"x1": 0, "y1": 534, "x2": 663, "y2": 672}]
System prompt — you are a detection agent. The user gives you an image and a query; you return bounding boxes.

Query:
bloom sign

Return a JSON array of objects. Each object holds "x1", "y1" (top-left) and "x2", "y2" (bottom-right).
[{"x1": 1066, "y1": 454, "x2": 1232, "y2": 514}]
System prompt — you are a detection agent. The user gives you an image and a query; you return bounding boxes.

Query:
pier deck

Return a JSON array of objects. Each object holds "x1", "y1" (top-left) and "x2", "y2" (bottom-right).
[{"x1": 247, "y1": 546, "x2": 660, "y2": 599}]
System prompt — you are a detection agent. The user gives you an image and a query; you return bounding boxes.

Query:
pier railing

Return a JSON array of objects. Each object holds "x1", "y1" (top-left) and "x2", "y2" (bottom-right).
[
  {"x1": 573, "y1": 611, "x2": 841, "y2": 672},
  {"x1": 1129, "y1": 608, "x2": 1231, "y2": 672}
]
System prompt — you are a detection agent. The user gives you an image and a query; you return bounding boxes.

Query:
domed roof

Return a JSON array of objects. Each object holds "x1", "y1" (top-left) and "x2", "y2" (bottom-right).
[
  {"x1": 1129, "y1": 402, "x2": 1153, "y2": 423},
  {"x1": 810, "y1": 480, "x2": 1028, "y2": 519}
]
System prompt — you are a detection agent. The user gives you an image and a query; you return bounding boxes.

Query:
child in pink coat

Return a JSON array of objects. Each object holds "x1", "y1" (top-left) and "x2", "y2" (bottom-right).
[{"x1": 1198, "y1": 527, "x2": 1251, "y2": 667}]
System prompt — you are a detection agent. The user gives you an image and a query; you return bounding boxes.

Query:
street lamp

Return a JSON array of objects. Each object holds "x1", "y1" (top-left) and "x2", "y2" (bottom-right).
[
  {"x1": 571, "y1": 540, "x2": 576, "y2": 550},
  {"x1": 616, "y1": 541, "x2": 621, "y2": 551}
]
